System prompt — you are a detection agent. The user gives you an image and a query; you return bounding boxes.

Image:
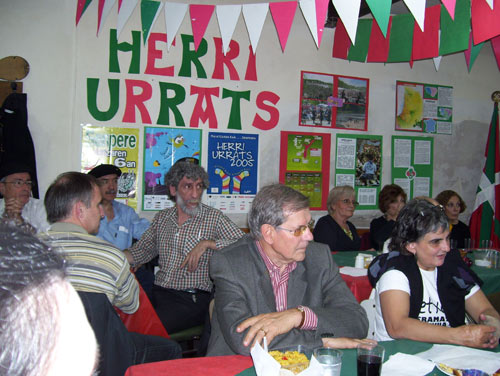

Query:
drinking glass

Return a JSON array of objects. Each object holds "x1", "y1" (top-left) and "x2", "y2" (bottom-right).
[
  {"x1": 464, "y1": 238, "x2": 474, "y2": 250},
  {"x1": 450, "y1": 239, "x2": 457, "y2": 250},
  {"x1": 481, "y1": 239, "x2": 493, "y2": 249},
  {"x1": 313, "y1": 348, "x2": 342, "y2": 376},
  {"x1": 357, "y1": 343, "x2": 385, "y2": 376}
]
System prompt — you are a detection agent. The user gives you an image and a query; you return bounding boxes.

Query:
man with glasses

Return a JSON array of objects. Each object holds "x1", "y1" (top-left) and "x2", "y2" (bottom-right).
[
  {"x1": 0, "y1": 161, "x2": 49, "y2": 233},
  {"x1": 207, "y1": 183, "x2": 369, "y2": 356}
]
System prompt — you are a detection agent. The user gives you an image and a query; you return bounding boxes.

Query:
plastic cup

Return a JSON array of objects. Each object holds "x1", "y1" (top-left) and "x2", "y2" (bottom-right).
[
  {"x1": 450, "y1": 239, "x2": 457, "y2": 250},
  {"x1": 481, "y1": 239, "x2": 493, "y2": 249},
  {"x1": 313, "y1": 348, "x2": 342, "y2": 376},
  {"x1": 357, "y1": 343, "x2": 384, "y2": 376}
]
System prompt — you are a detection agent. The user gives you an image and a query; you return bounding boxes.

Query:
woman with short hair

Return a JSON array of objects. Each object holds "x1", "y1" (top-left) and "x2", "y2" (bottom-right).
[{"x1": 435, "y1": 190, "x2": 471, "y2": 249}]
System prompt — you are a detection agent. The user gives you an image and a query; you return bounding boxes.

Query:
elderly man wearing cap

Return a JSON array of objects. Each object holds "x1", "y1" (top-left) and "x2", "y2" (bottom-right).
[
  {"x1": 0, "y1": 161, "x2": 49, "y2": 233},
  {"x1": 88, "y1": 164, "x2": 150, "y2": 251}
]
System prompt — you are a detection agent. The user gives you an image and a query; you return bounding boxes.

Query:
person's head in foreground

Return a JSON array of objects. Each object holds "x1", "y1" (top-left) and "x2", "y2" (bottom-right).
[
  {"x1": 435, "y1": 190, "x2": 467, "y2": 225},
  {"x1": 44, "y1": 171, "x2": 103, "y2": 235},
  {"x1": 0, "y1": 225, "x2": 98, "y2": 376},
  {"x1": 378, "y1": 184, "x2": 407, "y2": 221},
  {"x1": 326, "y1": 185, "x2": 357, "y2": 219}
]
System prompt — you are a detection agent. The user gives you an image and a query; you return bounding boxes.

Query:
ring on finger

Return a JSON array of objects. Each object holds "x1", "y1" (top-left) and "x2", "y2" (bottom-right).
[{"x1": 260, "y1": 328, "x2": 267, "y2": 335}]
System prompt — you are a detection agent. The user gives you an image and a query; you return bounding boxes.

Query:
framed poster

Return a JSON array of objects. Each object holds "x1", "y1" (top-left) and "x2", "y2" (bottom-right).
[
  {"x1": 299, "y1": 71, "x2": 369, "y2": 131},
  {"x1": 279, "y1": 131, "x2": 331, "y2": 210},
  {"x1": 334, "y1": 134, "x2": 383, "y2": 209}
]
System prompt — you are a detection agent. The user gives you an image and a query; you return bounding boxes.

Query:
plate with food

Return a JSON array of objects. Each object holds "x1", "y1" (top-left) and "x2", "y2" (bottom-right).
[
  {"x1": 269, "y1": 345, "x2": 312, "y2": 375},
  {"x1": 437, "y1": 363, "x2": 492, "y2": 376}
]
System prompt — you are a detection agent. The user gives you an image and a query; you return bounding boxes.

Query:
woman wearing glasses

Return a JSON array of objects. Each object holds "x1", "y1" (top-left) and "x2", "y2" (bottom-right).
[
  {"x1": 313, "y1": 186, "x2": 361, "y2": 252},
  {"x1": 435, "y1": 190, "x2": 471, "y2": 249},
  {"x1": 368, "y1": 199, "x2": 500, "y2": 348}
]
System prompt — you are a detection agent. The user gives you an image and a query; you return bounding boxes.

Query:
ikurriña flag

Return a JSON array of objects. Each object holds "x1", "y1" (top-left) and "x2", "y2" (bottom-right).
[{"x1": 469, "y1": 98, "x2": 500, "y2": 248}]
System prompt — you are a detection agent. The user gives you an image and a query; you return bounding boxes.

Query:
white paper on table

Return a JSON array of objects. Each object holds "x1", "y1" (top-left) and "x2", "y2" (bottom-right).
[
  {"x1": 340, "y1": 266, "x2": 368, "y2": 277},
  {"x1": 381, "y1": 353, "x2": 435, "y2": 376},
  {"x1": 415, "y1": 344, "x2": 500, "y2": 374}
]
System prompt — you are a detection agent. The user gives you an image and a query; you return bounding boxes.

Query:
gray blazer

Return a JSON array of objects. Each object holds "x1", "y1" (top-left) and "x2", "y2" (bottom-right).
[{"x1": 206, "y1": 235, "x2": 368, "y2": 356}]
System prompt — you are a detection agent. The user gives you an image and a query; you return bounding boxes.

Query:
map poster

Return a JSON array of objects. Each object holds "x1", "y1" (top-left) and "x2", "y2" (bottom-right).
[
  {"x1": 279, "y1": 131, "x2": 331, "y2": 210},
  {"x1": 206, "y1": 132, "x2": 259, "y2": 213},
  {"x1": 335, "y1": 134, "x2": 383, "y2": 209},
  {"x1": 81, "y1": 125, "x2": 140, "y2": 209},
  {"x1": 142, "y1": 127, "x2": 202, "y2": 211},
  {"x1": 395, "y1": 80, "x2": 453, "y2": 134}
]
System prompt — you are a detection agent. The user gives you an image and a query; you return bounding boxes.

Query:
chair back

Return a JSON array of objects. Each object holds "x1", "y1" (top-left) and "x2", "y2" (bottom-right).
[{"x1": 360, "y1": 298, "x2": 376, "y2": 339}]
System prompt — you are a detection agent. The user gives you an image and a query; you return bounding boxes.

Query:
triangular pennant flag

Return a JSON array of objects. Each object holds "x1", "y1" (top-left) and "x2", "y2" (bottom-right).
[
  {"x1": 492, "y1": 35, "x2": 500, "y2": 71},
  {"x1": 387, "y1": 13, "x2": 414, "y2": 63},
  {"x1": 471, "y1": 0, "x2": 500, "y2": 45},
  {"x1": 141, "y1": 0, "x2": 163, "y2": 44},
  {"x1": 76, "y1": 0, "x2": 93, "y2": 26},
  {"x1": 242, "y1": 3, "x2": 268, "y2": 54},
  {"x1": 402, "y1": 0, "x2": 426, "y2": 32},
  {"x1": 347, "y1": 19, "x2": 372, "y2": 62},
  {"x1": 412, "y1": 4, "x2": 440, "y2": 61},
  {"x1": 117, "y1": 0, "x2": 138, "y2": 37},
  {"x1": 190, "y1": 4, "x2": 215, "y2": 51},
  {"x1": 433, "y1": 56, "x2": 442, "y2": 71},
  {"x1": 464, "y1": 33, "x2": 484, "y2": 72},
  {"x1": 441, "y1": 0, "x2": 456, "y2": 20},
  {"x1": 97, "y1": 0, "x2": 116, "y2": 36},
  {"x1": 332, "y1": 18, "x2": 351, "y2": 59},
  {"x1": 486, "y1": 0, "x2": 494, "y2": 9},
  {"x1": 366, "y1": 15, "x2": 392, "y2": 62},
  {"x1": 269, "y1": 1, "x2": 297, "y2": 52},
  {"x1": 366, "y1": 0, "x2": 391, "y2": 38},
  {"x1": 299, "y1": 0, "x2": 319, "y2": 47},
  {"x1": 332, "y1": 0, "x2": 361, "y2": 44},
  {"x1": 439, "y1": 0, "x2": 470, "y2": 56},
  {"x1": 216, "y1": 5, "x2": 241, "y2": 55},
  {"x1": 315, "y1": 0, "x2": 330, "y2": 47},
  {"x1": 165, "y1": 2, "x2": 188, "y2": 50}
]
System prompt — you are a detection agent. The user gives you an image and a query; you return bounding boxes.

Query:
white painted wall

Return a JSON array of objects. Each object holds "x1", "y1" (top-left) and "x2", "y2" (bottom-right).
[{"x1": 1, "y1": 0, "x2": 498, "y2": 228}]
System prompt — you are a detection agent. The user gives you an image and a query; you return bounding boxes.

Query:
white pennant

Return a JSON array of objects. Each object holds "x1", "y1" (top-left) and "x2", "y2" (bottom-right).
[
  {"x1": 331, "y1": 0, "x2": 361, "y2": 44},
  {"x1": 242, "y1": 3, "x2": 269, "y2": 54},
  {"x1": 216, "y1": 5, "x2": 242, "y2": 55},
  {"x1": 117, "y1": 0, "x2": 138, "y2": 37},
  {"x1": 164, "y1": 2, "x2": 188, "y2": 50},
  {"x1": 299, "y1": 0, "x2": 319, "y2": 47},
  {"x1": 433, "y1": 30, "x2": 442, "y2": 71},
  {"x1": 486, "y1": 0, "x2": 494, "y2": 9},
  {"x1": 98, "y1": 0, "x2": 117, "y2": 36},
  {"x1": 402, "y1": 0, "x2": 426, "y2": 32}
]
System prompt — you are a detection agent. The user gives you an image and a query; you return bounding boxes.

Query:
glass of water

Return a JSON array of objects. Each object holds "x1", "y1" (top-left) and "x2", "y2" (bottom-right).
[{"x1": 313, "y1": 348, "x2": 342, "y2": 376}]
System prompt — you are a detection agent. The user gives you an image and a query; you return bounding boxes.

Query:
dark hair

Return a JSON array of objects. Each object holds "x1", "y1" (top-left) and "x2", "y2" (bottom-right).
[
  {"x1": 389, "y1": 199, "x2": 449, "y2": 255},
  {"x1": 378, "y1": 184, "x2": 407, "y2": 213},
  {"x1": 0, "y1": 224, "x2": 66, "y2": 375},
  {"x1": 248, "y1": 183, "x2": 309, "y2": 240},
  {"x1": 435, "y1": 190, "x2": 467, "y2": 214},
  {"x1": 164, "y1": 161, "x2": 209, "y2": 201},
  {"x1": 44, "y1": 172, "x2": 98, "y2": 224}
]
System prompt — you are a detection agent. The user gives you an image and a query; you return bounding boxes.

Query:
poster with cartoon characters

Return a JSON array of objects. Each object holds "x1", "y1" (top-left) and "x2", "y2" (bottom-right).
[
  {"x1": 279, "y1": 131, "x2": 331, "y2": 210},
  {"x1": 205, "y1": 132, "x2": 258, "y2": 213},
  {"x1": 142, "y1": 127, "x2": 202, "y2": 211},
  {"x1": 81, "y1": 125, "x2": 140, "y2": 209},
  {"x1": 395, "y1": 81, "x2": 453, "y2": 134}
]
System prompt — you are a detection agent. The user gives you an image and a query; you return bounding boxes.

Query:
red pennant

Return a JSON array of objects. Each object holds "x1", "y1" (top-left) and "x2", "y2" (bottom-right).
[
  {"x1": 492, "y1": 35, "x2": 500, "y2": 71},
  {"x1": 332, "y1": 19, "x2": 351, "y2": 59},
  {"x1": 76, "y1": 0, "x2": 92, "y2": 26},
  {"x1": 412, "y1": 4, "x2": 440, "y2": 61},
  {"x1": 269, "y1": 1, "x2": 297, "y2": 52},
  {"x1": 471, "y1": 0, "x2": 500, "y2": 45},
  {"x1": 190, "y1": 4, "x2": 215, "y2": 51},
  {"x1": 366, "y1": 16, "x2": 392, "y2": 62},
  {"x1": 315, "y1": 0, "x2": 330, "y2": 47}
]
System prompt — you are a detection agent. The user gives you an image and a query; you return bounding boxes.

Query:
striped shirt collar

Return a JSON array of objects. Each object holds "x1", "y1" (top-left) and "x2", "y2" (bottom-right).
[{"x1": 255, "y1": 240, "x2": 297, "y2": 276}]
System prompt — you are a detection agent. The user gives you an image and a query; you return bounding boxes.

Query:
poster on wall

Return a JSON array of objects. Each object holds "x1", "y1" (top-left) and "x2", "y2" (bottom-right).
[
  {"x1": 205, "y1": 132, "x2": 258, "y2": 213},
  {"x1": 279, "y1": 131, "x2": 331, "y2": 210},
  {"x1": 334, "y1": 134, "x2": 383, "y2": 209},
  {"x1": 391, "y1": 135, "x2": 434, "y2": 199},
  {"x1": 395, "y1": 80, "x2": 453, "y2": 134},
  {"x1": 299, "y1": 71, "x2": 369, "y2": 131},
  {"x1": 81, "y1": 125, "x2": 140, "y2": 209},
  {"x1": 142, "y1": 127, "x2": 202, "y2": 211}
]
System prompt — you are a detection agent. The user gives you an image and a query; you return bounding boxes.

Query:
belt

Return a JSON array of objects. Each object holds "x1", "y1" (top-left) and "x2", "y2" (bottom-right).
[{"x1": 182, "y1": 288, "x2": 209, "y2": 295}]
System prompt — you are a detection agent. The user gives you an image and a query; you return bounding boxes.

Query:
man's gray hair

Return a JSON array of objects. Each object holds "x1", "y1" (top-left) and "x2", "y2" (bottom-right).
[
  {"x1": 248, "y1": 183, "x2": 309, "y2": 240},
  {"x1": 164, "y1": 161, "x2": 209, "y2": 201}
]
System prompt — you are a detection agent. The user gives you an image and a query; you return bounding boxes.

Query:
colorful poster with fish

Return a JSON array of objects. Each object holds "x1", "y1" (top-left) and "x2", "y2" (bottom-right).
[
  {"x1": 395, "y1": 81, "x2": 453, "y2": 134},
  {"x1": 205, "y1": 132, "x2": 258, "y2": 213},
  {"x1": 279, "y1": 131, "x2": 331, "y2": 210},
  {"x1": 81, "y1": 125, "x2": 140, "y2": 209},
  {"x1": 142, "y1": 127, "x2": 202, "y2": 211}
]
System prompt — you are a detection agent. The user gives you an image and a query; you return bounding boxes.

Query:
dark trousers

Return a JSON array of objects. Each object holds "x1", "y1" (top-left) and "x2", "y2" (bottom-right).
[{"x1": 152, "y1": 285, "x2": 211, "y2": 334}]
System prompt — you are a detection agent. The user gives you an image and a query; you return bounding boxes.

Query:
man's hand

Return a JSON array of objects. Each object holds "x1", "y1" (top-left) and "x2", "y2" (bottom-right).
[
  {"x1": 3, "y1": 198, "x2": 24, "y2": 219},
  {"x1": 236, "y1": 309, "x2": 303, "y2": 348},
  {"x1": 180, "y1": 240, "x2": 216, "y2": 272},
  {"x1": 123, "y1": 249, "x2": 141, "y2": 272},
  {"x1": 322, "y1": 337, "x2": 377, "y2": 349},
  {"x1": 454, "y1": 324, "x2": 498, "y2": 349}
]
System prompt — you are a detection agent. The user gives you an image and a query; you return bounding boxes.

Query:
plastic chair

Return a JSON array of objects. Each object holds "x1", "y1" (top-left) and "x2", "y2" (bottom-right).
[{"x1": 360, "y1": 298, "x2": 376, "y2": 339}]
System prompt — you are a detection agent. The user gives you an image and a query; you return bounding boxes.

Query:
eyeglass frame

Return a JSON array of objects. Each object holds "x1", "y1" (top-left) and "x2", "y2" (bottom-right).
[
  {"x1": 340, "y1": 198, "x2": 359, "y2": 207},
  {"x1": 276, "y1": 219, "x2": 315, "y2": 237},
  {"x1": 1, "y1": 179, "x2": 33, "y2": 188}
]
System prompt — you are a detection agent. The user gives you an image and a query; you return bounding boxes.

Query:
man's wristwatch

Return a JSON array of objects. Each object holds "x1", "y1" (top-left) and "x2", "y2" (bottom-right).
[{"x1": 296, "y1": 305, "x2": 306, "y2": 328}]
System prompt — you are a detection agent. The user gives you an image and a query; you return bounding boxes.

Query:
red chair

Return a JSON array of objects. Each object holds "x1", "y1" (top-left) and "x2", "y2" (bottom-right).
[{"x1": 360, "y1": 231, "x2": 372, "y2": 250}]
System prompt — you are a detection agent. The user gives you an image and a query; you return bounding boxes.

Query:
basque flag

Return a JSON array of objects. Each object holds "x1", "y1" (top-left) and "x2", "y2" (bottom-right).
[{"x1": 469, "y1": 98, "x2": 500, "y2": 248}]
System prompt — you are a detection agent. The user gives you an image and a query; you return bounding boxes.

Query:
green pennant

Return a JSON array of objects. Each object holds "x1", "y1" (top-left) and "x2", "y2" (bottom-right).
[
  {"x1": 366, "y1": 0, "x2": 391, "y2": 38},
  {"x1": 439, "y1": 0, "x2": 470, "y2": 56},
  {"x1": 468, "y1": 41, "x2": 484, "y2": 72},
  {"x1": 141, "y1": 0, "x2": 162, "y2": 44},
  {"x1": 82, "y1": 0, "x2": 93, "y2": 16},
  {"x1": 387, "y1": 13, "x2": 414, "y2": 63},
  {"x1": 347, "y1": 19, "x2": 372, "y2": 62}
]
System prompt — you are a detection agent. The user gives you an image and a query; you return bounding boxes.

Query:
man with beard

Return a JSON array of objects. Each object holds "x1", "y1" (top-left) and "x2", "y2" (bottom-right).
[{"x1": 125, "y1": 158, "x2": 244, "y2": 334}]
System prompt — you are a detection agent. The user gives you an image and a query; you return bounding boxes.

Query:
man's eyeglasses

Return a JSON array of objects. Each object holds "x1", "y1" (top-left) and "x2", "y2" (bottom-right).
[
  {"x1": 276, "y1": 219, "x2": 315, "y2": 237},
  {"x1": 340, "y1": 199, "x2": 359, "y2": 207},
  {"x1": 2, "y1": 179, "x2": 33, "y2": 188}
]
